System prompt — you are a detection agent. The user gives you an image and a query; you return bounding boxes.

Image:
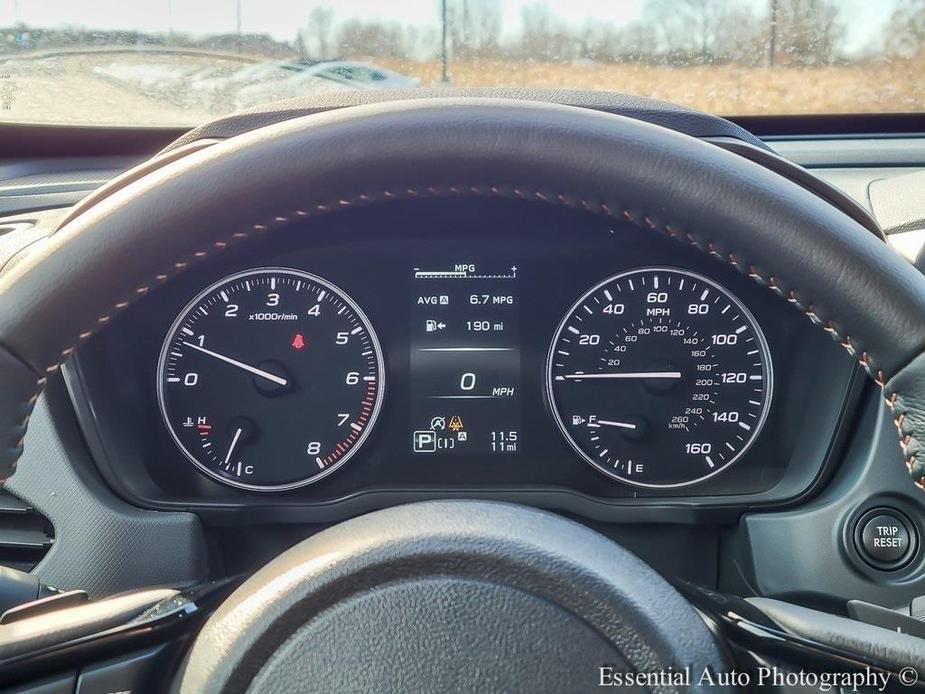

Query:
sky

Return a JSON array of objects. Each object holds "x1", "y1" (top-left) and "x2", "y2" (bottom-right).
[{"x1": 0, "y1": 0, "x2": 899, "y2": 54}]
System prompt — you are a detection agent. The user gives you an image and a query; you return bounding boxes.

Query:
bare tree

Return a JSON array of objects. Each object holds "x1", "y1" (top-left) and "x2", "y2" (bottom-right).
[
  {"x1": 519, "y1": 2, "x2": 574, "y2": 61},
  {"x1": 714, "y1": 6, "x2": 767, "y2": 65},
  {"x1": 574, "y1": 19, "x2": 601, "y2": 61},
  {"x1": 884, "y1": 0, "x2": 925, "y2": 57},
  {"x1": 611, "y1": 20, "x2": 660, "y2": 62},
  {"x1": 298, "y1": 6, "x2": 336, "y2": 61},
  {"x1": 643, "y1": 0, "x2": 761, "y2": 64},
  {"x1": 774, "y1": 0, "x2": 844, "y2": 65},
  {"x1": 294, "y1": 32, "x2": 308, "y2": 60},
  {"x1": 448, "y1": 0, "x2": 503, "y2": 58},
  {"x1": 336, "y1": 19, "x2": 406, "y2": 59},
  {"x1": 574, "y1": 20, "x2": 656, "y2": 63}
]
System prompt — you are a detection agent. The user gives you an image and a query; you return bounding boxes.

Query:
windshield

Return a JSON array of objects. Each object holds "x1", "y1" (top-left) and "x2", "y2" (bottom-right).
[{"x1": 1, "y1": 0, "x2": 922, "y2": 127}]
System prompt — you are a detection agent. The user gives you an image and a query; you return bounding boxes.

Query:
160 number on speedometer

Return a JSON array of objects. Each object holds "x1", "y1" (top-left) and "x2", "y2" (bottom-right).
[{"x1": 546, "y1": 267, "x2": 773, "y2": 488}]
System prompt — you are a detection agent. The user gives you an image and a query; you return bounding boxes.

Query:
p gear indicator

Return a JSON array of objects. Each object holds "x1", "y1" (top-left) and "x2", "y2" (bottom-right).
[{"x1": 410, "y1": 262, "x2": 521, "y2": 456}]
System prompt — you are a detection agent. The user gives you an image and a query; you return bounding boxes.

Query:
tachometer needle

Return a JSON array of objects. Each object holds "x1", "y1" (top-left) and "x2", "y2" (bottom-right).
[
  {"x1": 561, "y1": 371, "x2": 681, "y2": 380},
  {"x1": 223, "y1": 427, "x2": 243, "y2": 466},
  {"x1": 181, "y1": 341, "x2": 288, "y2": 386}
]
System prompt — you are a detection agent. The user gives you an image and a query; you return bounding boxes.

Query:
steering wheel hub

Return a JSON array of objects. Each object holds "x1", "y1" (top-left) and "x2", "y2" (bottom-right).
[{"x1": 175, "y1": 501, "x2": 725, "y2": 692}]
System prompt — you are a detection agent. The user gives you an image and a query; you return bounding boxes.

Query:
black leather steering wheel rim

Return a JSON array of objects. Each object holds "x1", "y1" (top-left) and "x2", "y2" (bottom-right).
[{"x1": 0, "y1": 97, "x2": 923, "y2": 483}]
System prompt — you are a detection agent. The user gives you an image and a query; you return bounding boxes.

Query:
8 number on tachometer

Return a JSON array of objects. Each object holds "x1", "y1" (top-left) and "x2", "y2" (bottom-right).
[{"x1": 157, "y1": 267, "x2": 384, "y2": 491}]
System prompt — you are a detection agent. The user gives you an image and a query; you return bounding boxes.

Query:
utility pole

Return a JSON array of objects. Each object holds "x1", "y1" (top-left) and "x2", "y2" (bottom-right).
[
  {"x1": 768, "y1": 0, "x2": 777, "y2": 67},
  {"x1": 235, "y1": 0, "x2": 242, "y2": 54},
  {"x1": 462, "y1": 0, "x2": 469, "y2": 52},
  {"x1": 440, "y1": 0, "x2": 450, "y2": 83}
]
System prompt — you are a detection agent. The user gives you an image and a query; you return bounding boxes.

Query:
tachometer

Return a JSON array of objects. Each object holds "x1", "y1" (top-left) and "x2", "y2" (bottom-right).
[
  {"x1": 547, "y1": 267, "x2": 772, "y2": 488},
  {"x1": 157, "y1": 268, "x2": 384, "y2": 491}
]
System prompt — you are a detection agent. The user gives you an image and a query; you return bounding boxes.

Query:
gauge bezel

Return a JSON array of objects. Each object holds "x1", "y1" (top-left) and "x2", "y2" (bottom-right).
[
  {"x1": 545, "y1": 266, "x2": 774, "y2": 489},
  {"x1": 156, "y1": 267, "x2": 386, "y2": 492}
]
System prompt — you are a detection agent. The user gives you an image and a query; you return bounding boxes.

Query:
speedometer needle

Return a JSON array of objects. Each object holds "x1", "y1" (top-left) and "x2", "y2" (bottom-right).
[
  {"x1": 181, "y1": 341, "x2": 288, "y2": 386},
  {"x1": 561, "y1": 371, "x2": 682, "y2": 380},
  {"x1": 223, "y1": 427, "x2": 243, "y2": 466}
]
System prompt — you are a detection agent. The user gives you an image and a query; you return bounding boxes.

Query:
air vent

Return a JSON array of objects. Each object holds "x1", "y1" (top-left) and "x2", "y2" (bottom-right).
[{"x1": 0, "y1": 491, "x2": 54, "y2": 572}]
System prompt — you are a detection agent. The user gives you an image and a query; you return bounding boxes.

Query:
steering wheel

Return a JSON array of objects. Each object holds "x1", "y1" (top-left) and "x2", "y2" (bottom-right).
[{"x1": 1, "y1": 99, "x2": 924, "y2": 691}]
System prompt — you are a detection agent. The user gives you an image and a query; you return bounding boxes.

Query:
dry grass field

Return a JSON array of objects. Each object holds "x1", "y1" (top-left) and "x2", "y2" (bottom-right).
[
  {"x1": 376, "y1": 58, "x2": 925, "y2": 115},
  {"x1": 1, "y1": 52, "x2": 922, "y2": 126}
]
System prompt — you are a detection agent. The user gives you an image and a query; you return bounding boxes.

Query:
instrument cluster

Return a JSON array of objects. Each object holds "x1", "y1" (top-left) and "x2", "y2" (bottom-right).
[{"x1": 67, "y1": 199, "x2": 859, "y2": 521}]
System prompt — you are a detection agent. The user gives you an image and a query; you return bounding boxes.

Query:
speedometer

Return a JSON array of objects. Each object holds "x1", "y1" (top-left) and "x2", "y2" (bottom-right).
[
  {"x1": 157, "y1": 268, "x2": 384, "y2": 492},
  {"x1": 547, "y1": 267, "x2": 772, "y2": 488}
]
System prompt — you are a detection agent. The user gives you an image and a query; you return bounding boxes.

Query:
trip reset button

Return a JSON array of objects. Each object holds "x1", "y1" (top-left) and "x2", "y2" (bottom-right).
[{"x1": 854, "y1": 508, "x2": 917, "y2": 570}]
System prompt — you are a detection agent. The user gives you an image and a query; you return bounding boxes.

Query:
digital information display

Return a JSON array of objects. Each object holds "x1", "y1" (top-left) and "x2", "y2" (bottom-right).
[{"x1": 410, "y1": 262, "x2": 520, "y2": 457}]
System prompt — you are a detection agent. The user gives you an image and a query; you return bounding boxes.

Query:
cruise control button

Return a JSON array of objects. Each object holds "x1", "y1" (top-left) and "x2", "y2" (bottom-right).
[{"x1": 858, "y1": 511, "x2": 914, "y2": 568}]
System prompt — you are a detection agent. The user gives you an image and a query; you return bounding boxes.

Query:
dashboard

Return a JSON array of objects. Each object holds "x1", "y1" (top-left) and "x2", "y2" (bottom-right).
[
  {"x1": 0, "y1": 93, "x2": 924, "y2": 692},
  {"x1": 0, "y1": 103, "x2": 923, "y2": 608},
  {"x1": 66, "y1": 197, "x2": 858, "y2": 523}
]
